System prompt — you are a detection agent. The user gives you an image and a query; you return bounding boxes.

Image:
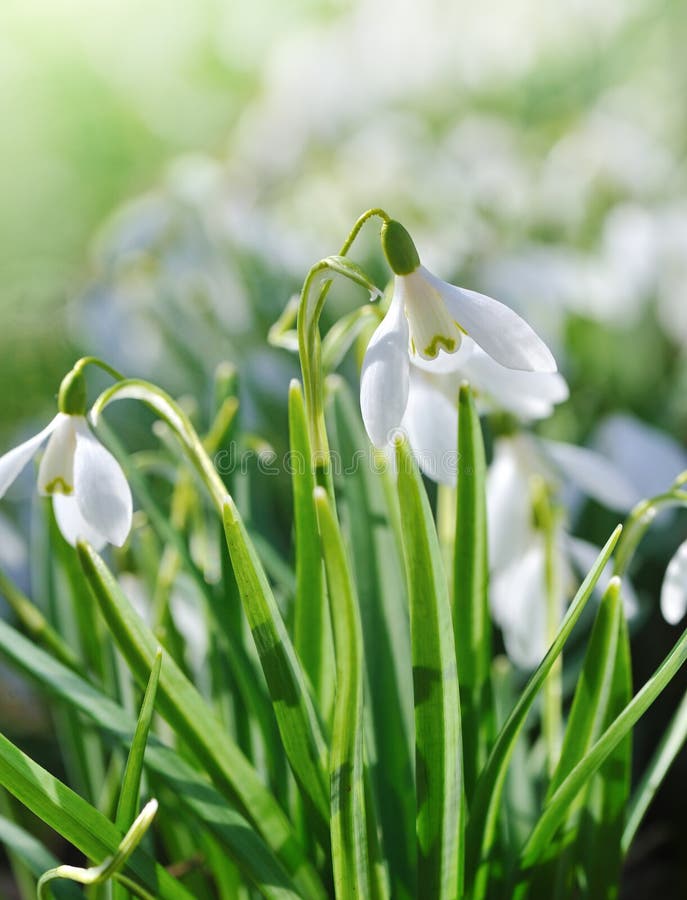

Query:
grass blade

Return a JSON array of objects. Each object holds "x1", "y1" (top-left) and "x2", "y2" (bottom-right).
[
  {"x1": 454, "y1": 384, "x2": 492, "y2": 802},
  {"x1": 76, "y1": 540, "x2": 326, "y2": 900},
  {"x1": 623, "y1": 686, "x2": 687, "y2": 852},
  {"x1": 116, "y1": 648, "x2": 163, "y2": 831},
  {"x1": 289, "y1": 379, "x2": 335, "y2": 725},
  {"x1": 0, "y1": 732, "x2": 191, "y2": 900},
  {"x1": 0, "y1": 814, "x2": 83, "y2": 900},
  {"x1": 465, "y1": 525, "x2": 622, "y2": 897},
  {"x1": 395, "y1": 436, "x2": 463, "y2": 899},
  {"x1": 222, "y1": 496, "x2": 330, "y2": 834},
  {"x1": 0, "y1": 618, "x2": 305, "y2": 900},
  {"x1": 519, "y1": 618, "x2": 687, "y2": 871},
  {"x1": 328, "y1": 378, "x2": 414, "y2": 900},
  {"x1": 314, "y1": 487, "x2": 373, "y2": 900}
]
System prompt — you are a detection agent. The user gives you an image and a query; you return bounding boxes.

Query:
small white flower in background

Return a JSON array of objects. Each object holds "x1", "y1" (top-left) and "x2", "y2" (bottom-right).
[
  {"x1": 661, "y1": 541, "x2": 687, "y2": 626},
  {"x1": 360, "y1": 219, "x2": 557, "y2": 448},
  {"x1": 0, "y1": 374, "x2": 132, "y2": 551},
  {"x1": 487, "y1": 436, "x2": 640, "y2": 669}
]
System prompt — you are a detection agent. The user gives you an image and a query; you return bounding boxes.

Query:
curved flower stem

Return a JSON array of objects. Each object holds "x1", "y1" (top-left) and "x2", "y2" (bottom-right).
[
  {"x1": 37, "y1": 800, "x2": 158, "y2": 900},
  {"x1": 72, "y1": 355, "x2": 127, "y2": 382},
  {"x1": 296, "y1": 209, "x2": 390, "y2": 489},
  {"x1": 91, "y1": 380, "x2": 228, "y2": 514},
  {"x1": 613, "y1": 488, "x2": 687, "y2": 578}
]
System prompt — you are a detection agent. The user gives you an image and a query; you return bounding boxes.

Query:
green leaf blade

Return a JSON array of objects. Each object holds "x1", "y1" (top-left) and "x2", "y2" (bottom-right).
[
  {"x1": 453, "y1": 383, "x2": 492, "y2": 802},
  {"x1": 315, "y1": 487, "x2": 373, "y2": 900},
  {"x1": 395, "y1": 437, "x2": 463, "y2": 900}
]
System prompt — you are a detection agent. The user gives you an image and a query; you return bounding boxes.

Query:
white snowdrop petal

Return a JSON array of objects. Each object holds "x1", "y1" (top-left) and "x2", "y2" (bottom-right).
[
  {"x1": 0, "y1": 414, "x2": 63, "y2": 498},
  {"x1": 490, "y1": 542, "x2": 548, "y2": 670},
  {"x1": 400, "y1": 269, "x2": 464, "y2": 362},
  {"x1": 360, "y1": 293, "x2": 410, "y2": 448},
  {"x1": 661, "y1": 540, "x2": 687, "y2": 625},
  {"x1": 401, "y1": 368, "x2": 459, "y2": 485},
  {"x1": 429, "y1": 269, "x2": 557, "y2": 373},
  {"x1": 52, "y1": 493, "x2": 107, "y2": 551},
  {"x1": 540, "y1": 438, "x2": 640, "y2": 513},
  {"x1": 37, "y1": 416, "x2": 77, "y2": 496},
  {"x1": 486, "y1": 439, "x2": 533, "y2": 570},
  {"x1": 73, "y1": 420, "x2": 133, "y2": 547},
  {"x1": 463, "y1": 350, "x2": 569, "y2": 420}
]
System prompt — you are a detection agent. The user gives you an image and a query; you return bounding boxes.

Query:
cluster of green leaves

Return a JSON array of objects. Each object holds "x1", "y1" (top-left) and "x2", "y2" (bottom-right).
[{"x1": 0, "y1": 369, "x2": 686, "y2": 899}]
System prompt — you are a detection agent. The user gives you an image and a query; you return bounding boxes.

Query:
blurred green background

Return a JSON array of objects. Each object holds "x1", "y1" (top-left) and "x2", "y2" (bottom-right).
[{"x1": 1, "y1": 0, "x2": 687, "y2": 894}]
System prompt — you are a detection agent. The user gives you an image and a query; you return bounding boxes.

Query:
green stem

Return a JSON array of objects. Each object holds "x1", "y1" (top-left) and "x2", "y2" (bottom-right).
[
  {"x1": 73, "y1": 356, "x2": 126, "y2": 382},
  {"x1": 296, "y1": 208, "x2": 390, "y2": 471},
  {"x1": 613, "y1": 489, "x2": 687, "y2": 577}
]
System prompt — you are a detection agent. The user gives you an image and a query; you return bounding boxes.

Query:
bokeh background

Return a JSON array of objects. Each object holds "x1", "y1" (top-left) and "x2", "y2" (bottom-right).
[{"x1": 1, "y1": 0, "x2": 687, "y2": 895}]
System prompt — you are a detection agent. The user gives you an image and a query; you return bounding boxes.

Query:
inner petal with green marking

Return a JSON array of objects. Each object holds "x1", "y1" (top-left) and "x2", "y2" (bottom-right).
[{"x1": 400, "y1": 269, "x2": 464, "y2": 361}]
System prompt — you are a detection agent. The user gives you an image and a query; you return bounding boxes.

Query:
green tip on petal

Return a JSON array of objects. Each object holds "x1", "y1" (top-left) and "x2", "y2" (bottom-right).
[
  {"x1": 57, "y1": 368, "x2": 87, "y2": 416},
  {"x1": 381, "y1": 219, "x2": 421, "y2": 276}
]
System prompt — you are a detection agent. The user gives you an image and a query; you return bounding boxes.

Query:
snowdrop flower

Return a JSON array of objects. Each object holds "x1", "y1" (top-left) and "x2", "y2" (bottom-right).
[
  {"x1": 661, "y1": 541, "x2": 687, "y2": 625},
  {"x1": 360, "y1": 219, "x2": 557, "y2": 448},
  {"x1": 399, "y1": 339, "x2": 568, "y2": 484},
  {"x1": 488, "y1": 436, "x2": 639, "y2": 668},
  {"x1": 0, "y1": 370, "x2": 132, "y2": 551}
]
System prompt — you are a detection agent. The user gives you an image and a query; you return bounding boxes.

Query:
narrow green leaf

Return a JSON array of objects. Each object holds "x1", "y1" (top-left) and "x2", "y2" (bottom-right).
[
  {"x1": 289, "y1": 379, "x2": 335, "y2": 725},
  {"x1": 116, "y1": 648, "x2": 163, "y2": 831},
  {"x1": 395, "y1": 436, "x2": 463, "y2": 900},
  {"x1": 222, "y1": 497, "x2": 330, "y2": 834},
  {"x1": 521, "y1": 579, "x2": 630, "y2": 898},
  {"x1": 465, "y1": 525, "x2": 622, "y2": 898},
  {"x1": 454, "y1": 383, "x2": 492, "y2": 801},
  {"x1": 0, "y1": 618, "x2": 305, "y2": 900},
  {"x1": 76, "y1": 541, "x2": 326, "y2": 900},
  {"x1": 548, "y1": 581, "x2": 624, "y2": 799},
  {"x1": 623, "y1": 686, "x2": 687, "y2": 852},
  {"x1": 328, "y1": 379, "x2": 414, "y2": 900},
  {"x1": 573, "y1": 596, "x2": 632, "y2": 899},
  {"x1": 519, "y1": 617, "x2": 687, "y2": 871},
  {"x1": 314, "y1": 487, "x2": 372, "y2": 900},
  {"x1": 0, "y1": 814, "x2": 82, "y2": 900},
  {"x1": 0, "y1": 732, "x2": 191, "y2": 900}
]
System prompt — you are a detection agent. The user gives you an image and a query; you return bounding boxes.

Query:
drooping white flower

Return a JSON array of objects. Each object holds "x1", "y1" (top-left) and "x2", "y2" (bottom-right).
[
  {"x1": 360, "y1": 219, "x2": 557, "y2": 448},
  {"x1": 0, "y1": 413, "x2": 132, "y2": 550}
]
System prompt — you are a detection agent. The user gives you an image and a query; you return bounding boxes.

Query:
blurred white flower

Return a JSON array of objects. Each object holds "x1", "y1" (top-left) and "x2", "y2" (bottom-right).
[
  {"x1": 487, "y1": 435, "x2": 639, "y2": 668},
  {"x1": 661, "y1": 540, "x2": 687, "y2": 626},
  {"x1": 0, "y1": 414, "x2": 132, "y2": 550}
]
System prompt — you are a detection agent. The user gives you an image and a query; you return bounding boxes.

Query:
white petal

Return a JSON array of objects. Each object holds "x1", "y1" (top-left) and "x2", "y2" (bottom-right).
[
  {"x1": 401, "y1": 368, "x2": 458, "y2": 485},
  {"x1": 490, "y1": 541, "x2": 549, "y2": 670},
  {"x1": 487, "y1": 439, "x2": 533, "y2": 570},
  {"x1": 37, "y1": 416, "x2": 77, "y2": 496},
  {"x1": 399, "y1": 269, "x2": 464, "y2": 362},
  {"x1": 73, "y1": 420, "x2": 133, "y2": 547},
  {"x1": 0, "y1": 414, "x2": 62, "y2": 498},
  {"x1": 462, "y1": 349, "x2": 569, "y2": 420},
  {"x1": 539, "y1": 438, "x2": 640, "y2": 513},
  {"x1": 661, "y1": 540, "x2": 687, "y2": 625},
  {"x1": 52, "y1": 493, "x2": 107, "y2": 551},
  {"x1": 425, "y1": 267, "x2": 557, "y2": 373},
  {"x1": 410, "y1": 335, "x2": 475, "y2": 374},
  {"x1": 360, "y1": 293, "x2": 410, "y2": 448},
  {"x1": 593, "y1": 414, "x2": 687, "y2": 500}
]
